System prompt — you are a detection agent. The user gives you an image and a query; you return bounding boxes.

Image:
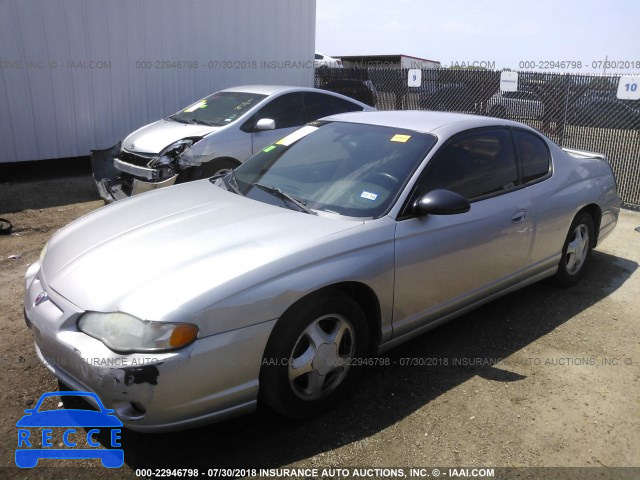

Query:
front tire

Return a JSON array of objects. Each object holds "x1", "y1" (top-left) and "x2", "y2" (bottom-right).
[
  {"x1": 551, "y1": 212, "x2": 595, "y2": 287},
  {"x1": 259, "y1": 292, "x2": 369, "y2": 419}
]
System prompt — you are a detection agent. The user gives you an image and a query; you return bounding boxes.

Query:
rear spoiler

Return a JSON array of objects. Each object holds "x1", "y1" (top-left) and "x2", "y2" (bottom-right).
[{"x1": 562, "y1": 147, "x2": 607, "y2": 162}]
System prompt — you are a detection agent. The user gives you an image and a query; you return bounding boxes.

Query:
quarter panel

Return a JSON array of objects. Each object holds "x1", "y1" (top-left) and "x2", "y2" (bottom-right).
[{"x1": 530, "y1": 145, "x2": 619, "y2": 262}]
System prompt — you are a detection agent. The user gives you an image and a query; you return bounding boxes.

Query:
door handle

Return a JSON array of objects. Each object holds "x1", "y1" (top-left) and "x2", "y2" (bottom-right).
[{"x1": 511, "y1": 210, "x2": 527, "y2": 223}]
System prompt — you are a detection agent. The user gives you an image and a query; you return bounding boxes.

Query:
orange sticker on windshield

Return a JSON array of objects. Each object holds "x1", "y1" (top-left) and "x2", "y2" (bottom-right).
[{"x1": 390, "y1": 134, "x2": 411, "y2": 143}]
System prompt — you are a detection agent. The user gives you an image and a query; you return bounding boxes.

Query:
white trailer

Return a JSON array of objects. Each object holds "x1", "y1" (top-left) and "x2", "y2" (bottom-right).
[{"x1": 0, "y1": 0, "x2": 316, "y2": 163}]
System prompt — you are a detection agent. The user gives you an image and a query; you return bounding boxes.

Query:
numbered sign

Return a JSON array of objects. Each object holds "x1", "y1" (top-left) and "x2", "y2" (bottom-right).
[
  {"x1": 616, "y1": 76, "x2": 640, "y2": 100},
  {"x1": 408, "y1": 69, "x2": 421, "y2": 87},
  {"x1": 500, "y1": 71, "x2": 518, "y2": 92}
]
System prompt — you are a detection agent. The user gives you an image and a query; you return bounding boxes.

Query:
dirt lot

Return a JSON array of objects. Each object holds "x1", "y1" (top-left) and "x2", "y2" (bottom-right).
[{"x1": 0, "y1": 165, "x2": 639, "y2": 479}]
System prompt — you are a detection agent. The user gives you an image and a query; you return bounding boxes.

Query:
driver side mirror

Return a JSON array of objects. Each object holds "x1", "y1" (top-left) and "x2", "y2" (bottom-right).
[
  {"x1": 413, "y1": 189, "x2": 470, "y2": 216},
  {"x1": 255, "y1": 118, "x2": 276, "y2": 131}
]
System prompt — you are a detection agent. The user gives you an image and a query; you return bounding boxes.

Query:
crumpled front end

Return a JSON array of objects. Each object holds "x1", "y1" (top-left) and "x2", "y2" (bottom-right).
[
  {"x1": 24, "y1": 261, "x2": 275, "y2": 432},
  {"x1": 90, "y1": 142, "x2": 179, "y2": 203}
]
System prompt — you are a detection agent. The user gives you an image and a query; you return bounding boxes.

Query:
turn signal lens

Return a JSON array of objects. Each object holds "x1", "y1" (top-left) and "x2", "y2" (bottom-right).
[{"x1": 170, "y1": 324, "x2": 199, "y2": 348}]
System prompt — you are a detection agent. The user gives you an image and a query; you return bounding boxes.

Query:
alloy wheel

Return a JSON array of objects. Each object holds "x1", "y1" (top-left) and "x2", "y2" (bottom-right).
[
  {"x1": 288, "y1": 314, "x2": 355, "y2": 401},
  {"x1": 565, "y1": 224, "x2": 589, "y2": 275}
]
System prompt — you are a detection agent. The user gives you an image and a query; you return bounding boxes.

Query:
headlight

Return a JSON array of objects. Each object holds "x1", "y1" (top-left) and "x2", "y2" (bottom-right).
[
  {"x1": 153, "y1": 139, "x2": 194, "y2": 166},
  {"x1": 77, "y1": 312, "x2": 198, "y2": 353}
]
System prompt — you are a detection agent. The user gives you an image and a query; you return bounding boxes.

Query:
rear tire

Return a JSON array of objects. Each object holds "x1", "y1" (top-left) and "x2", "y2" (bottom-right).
[
  {"x1": 259, "y1": 292, "x2": 369, "y2": 420},
  {"x1": 551, "y1": 212, "x2": 595, "y2": 287},
  {"x1": 57, "y1": 379, "x2": 71, "y2": 391}
]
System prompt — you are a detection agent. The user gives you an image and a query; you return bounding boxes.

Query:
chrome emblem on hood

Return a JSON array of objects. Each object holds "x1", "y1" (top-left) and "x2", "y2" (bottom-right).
[{"x1": 34, "y1": 291, "x2": 49, "y2": 306}]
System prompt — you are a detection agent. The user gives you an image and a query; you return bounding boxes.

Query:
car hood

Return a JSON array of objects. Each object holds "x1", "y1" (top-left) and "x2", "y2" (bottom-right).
[
  {"x1": 122, "y1": 119, "x2": 217, "y2": 154},
  {"x1": 42, "y1": 181, "x2": 364, "y2": 319}
]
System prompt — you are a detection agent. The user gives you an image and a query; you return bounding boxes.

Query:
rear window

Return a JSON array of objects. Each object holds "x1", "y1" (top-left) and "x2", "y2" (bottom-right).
[
  {"x1": 304, "y1": 92, "x2": 363, "y2": 121},
  {"x1": 514, "y1": 130, "x2": 550, "y2": 183}
]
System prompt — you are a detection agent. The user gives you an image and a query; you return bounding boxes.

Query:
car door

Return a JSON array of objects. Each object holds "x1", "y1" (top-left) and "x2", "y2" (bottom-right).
[
  {"x1": 247, "y1": 93, "x2": 306, "y2": 153},
  {"x1": 393, "y1": 127, "x2": 534, "y2": 337}
]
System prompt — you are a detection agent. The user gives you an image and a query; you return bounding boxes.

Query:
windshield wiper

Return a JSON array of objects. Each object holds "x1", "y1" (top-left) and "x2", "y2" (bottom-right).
[
  {"x1": 252, "y1": 183, "x2": 316, "y2": 215},
  {"x1": 189, "y1": 119, "x2": 212, "y2": 126},
  {"x1": 228, "y1": 169, "x2": 241, "y2": 193},
  {"x1": 209, "y1": 170, "x2": 242, "y2": 195},
  {"x1": 168, "y1": 115, "x2": 189, "y2": 124}
]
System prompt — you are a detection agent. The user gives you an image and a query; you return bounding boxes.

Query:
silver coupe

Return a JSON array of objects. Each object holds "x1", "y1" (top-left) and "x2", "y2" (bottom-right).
[{"x1": 25, "y1": 111, "x2": 620, "y2": 432}]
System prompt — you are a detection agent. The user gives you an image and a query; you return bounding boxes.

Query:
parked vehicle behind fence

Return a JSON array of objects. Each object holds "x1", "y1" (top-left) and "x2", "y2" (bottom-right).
[{"x1": 486, "y1": 90, "x2": 544, "y2": 119}]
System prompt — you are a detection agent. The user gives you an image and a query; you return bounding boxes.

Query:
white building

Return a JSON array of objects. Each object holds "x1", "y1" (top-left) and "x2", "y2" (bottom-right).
[{"x1": 0, "y1": 0, "x2": 316, "y2": 162}]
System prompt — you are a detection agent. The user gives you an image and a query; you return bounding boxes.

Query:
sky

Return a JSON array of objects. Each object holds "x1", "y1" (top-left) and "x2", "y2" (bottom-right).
[{"x1": 316, "y1": 0, "x2": 640, "y2": 73}]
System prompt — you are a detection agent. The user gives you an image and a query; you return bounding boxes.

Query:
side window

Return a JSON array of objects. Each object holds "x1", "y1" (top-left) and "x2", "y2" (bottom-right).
[
  {"x1": 514, "y1": 130, "x2": 550, "y2": 183},
  {"x1": 419, "y1": 129, "x2": 519, "y2": 200},
  {"x1": 303, "y1": 92, "x2": 363, "y2": 122},
  {"x1": 248, "y1": 93, "x2": 305, "y2": 130}
]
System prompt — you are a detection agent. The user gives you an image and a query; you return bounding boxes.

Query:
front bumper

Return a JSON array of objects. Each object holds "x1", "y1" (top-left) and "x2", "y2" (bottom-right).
[
  {"x1": 90, "y1": 143, "x2": 177, "y2": 203},
  {"x1": 24, "y1": 262, "x2": 276, "y2": 432}
]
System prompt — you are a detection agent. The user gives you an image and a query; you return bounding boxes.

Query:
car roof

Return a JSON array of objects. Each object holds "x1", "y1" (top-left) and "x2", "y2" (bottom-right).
[
  {"x1": 218, "y1": 85, "x2": 373, "y2": 109},
  {"x1": 320, "y1": 110, "x2": 536, "y2": 135},
  {"x1": 220, "y1": 85, "x2": 335, "y2": 96}
]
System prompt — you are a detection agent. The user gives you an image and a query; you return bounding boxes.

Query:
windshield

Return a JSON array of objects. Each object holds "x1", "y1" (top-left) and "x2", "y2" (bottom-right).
[
  {"x1": 232, "y1": 121, "x2": 437, "y2": 218},
  {"x1": 170, "y1": 91, "x2": 267, "y2": 126}
]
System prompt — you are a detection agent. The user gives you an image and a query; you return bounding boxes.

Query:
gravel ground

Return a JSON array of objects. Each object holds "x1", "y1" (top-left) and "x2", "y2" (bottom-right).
[{"x1": 0, "y1": 169, "x2": 638, "y2": 479}]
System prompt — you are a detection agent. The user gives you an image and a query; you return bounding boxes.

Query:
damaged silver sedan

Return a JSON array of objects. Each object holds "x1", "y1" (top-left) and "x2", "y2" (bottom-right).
[
  {"x1": 26, "y1": 111, "x2": 619, "y2": 432},
  {"x1": 91, "y1": 85, "x2": 372, "y2": 202}
]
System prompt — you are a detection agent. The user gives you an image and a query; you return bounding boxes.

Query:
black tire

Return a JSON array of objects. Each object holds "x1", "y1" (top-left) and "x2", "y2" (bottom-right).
[
  {"x1": 259, "y1": 292, "x2": 369, "y2": 420},
  {"x1": 551, "y1": 211, "x2": 595, "y2": 287},
  {"x1": 57, "y1": 378, "x2": 71, "y2": 391},
  {"x1": 176, "y1": 158, "x2": 238, "y2": 184}
]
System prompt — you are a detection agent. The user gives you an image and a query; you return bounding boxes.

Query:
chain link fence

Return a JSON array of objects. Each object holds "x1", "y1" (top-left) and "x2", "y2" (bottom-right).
[{"x1": 315, "y1": 68, "x2": 640, "y2": 209}]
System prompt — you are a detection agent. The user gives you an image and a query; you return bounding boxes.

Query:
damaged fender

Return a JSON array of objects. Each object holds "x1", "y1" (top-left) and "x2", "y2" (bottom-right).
[
  {"x1": 90, "y1": 142, "x2": 122, "y2": 203},
  {"x1": 90, "y1": 141, "x2": 178, "y2": 203}
]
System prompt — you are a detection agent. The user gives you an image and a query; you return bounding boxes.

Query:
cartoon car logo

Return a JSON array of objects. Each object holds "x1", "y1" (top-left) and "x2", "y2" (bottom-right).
[{"x1": 16, "y1": 391, "x2": 124, "y2": 468}]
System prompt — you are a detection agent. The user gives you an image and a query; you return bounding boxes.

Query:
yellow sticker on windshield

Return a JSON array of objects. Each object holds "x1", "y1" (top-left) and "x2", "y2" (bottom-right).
[
  {"x1": 263, "y1": 145, "x2": 276, "y2": 153},
  {"x1": 390, "y1": 134, "x2": 411, "y2": 143},
  {"x1": 184, "y1": 100, "x2": 207, "y2": 113},
  {"x1": 276, "y1": 126, "x2": 318, "y2": 146}
]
